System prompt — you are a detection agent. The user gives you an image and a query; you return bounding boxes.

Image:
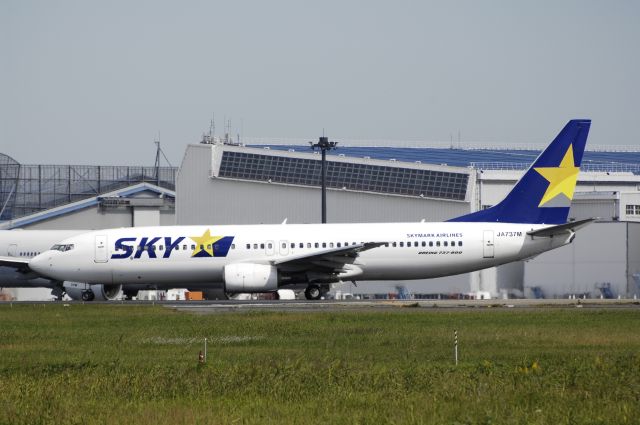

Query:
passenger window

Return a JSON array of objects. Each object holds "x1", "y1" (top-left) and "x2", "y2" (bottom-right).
[
  {"x1": 282, "y1": 243, "x2": 286, "y2": 249},
  {"x1": 253, "y1": 244, "x2": 258, "y2": 249},
  {"x1": 182, "y1": 245, "x2": 187, "y2": 250},
  {"x1": 261, "y1": 243, "x2": 265, "y2": 249},
  {"x1": 307, "y1": 243, "x2": 311, "y2": 248},
  {"x1": 458, "y1": 241, "x2": 463, "y2": 247},
  {"x1": 329, "y1": 242, "x2": 334, "y2": 248},
  {"x1": 392, "y1": 242, "x2": 397, "y2": 247},
  {"x1": 450, "y1": 241, "x2": 455, "y2": 246},
  {"x1": 436, "y1": 241, "x2": 440, "y2": 247},
  {"x1": 315, "y1": 243, "x2": 319, "y2": 248},
  {"x1": 175, "y1": 246, "x2": 179, "y2": 251},
  {"x1": 268, "y1": 243, "x2": 272, "y2": 249},
  {"x1": 421, "y1": 241, "x2": 426, "y2": 247},
  {"x1": 429, "y1": 241, "x2": 433, "y2": 247},
  {"x1": 322, "y1": 242, "x2": 327, "y2": 248},
  {"x1": 159, "y1": 245, "x2": 164, "y2": 251},
  {"x1": 400, "y1": 242, "x2": 404, "y2": 247},
  {"x1": 384, "y1": 243, "x2": 389, "y2": 247},
  {"x1": 246, "y1": 244, "x2": 251, "y2": 249},
  {"x1": 444, "y1": 241, "x2": 448, "y2": 247},
  {"x1": 214, "y1": 244, "x2": 219, "y2": 251},
  {"x1": 231, "y1": 244, "x2": 235, "y2": 249},
  {"x1": 291, "y1": 243, "x2": 295, "y2": 249},
  {"x1": 414, "y1": 242, "x2": 418, "y2": 247}
]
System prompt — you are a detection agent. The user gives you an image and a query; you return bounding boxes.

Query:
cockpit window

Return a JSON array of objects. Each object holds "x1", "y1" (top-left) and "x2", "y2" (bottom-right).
[{"x1": 50, "y1": 244, "x2": 75, "y2": 252}]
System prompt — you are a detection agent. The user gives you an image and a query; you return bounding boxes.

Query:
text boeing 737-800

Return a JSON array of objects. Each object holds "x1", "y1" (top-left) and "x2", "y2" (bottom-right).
[{"x1": 9, "y1": 120, "x2": 593, "y2": 300}]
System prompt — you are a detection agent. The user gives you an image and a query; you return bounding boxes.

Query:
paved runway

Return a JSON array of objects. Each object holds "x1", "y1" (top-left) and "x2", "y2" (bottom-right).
[
  {"x1": 164, "y1": 298, "x2": 640, "y2": 314},
  {"x1": 2, "y1": 298, "x2": 639, "y2": 312}
]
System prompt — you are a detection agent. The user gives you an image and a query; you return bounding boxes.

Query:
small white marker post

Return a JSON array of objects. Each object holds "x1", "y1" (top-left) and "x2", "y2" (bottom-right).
[
  {"x1": 454, "y1": 330, "x2": 458, "y2": 366},
  {"x1": 204, "y1": 338, "x2": 208, "y2": 363}
]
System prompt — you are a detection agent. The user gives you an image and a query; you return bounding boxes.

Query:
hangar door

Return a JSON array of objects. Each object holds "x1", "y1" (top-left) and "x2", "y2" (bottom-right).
[
  {"x1": 483, "y1": 230, "x2": 495, "y2": 258},
  {"x1": 95, "y1": 235, "x2": 108, "y2": 263}
]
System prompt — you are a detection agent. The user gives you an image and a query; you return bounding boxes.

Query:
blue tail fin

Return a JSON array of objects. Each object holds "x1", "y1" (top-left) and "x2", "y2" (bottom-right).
[{"x1": 449, "y1": 119, "x2": 591, "y2": 224}]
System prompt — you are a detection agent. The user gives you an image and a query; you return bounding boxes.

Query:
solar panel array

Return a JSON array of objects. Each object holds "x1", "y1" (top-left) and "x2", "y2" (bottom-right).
[{"x1": 218, "y1": 151, "x2": 469, "y2": 200}]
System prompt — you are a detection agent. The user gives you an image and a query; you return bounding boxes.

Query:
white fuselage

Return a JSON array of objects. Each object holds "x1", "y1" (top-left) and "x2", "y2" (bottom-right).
[{"x1": 29, "y1": 222, "x2": 571, "y2": 286}]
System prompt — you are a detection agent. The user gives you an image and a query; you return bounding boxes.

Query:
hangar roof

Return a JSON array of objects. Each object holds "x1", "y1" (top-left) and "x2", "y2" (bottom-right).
[
  {"x1": 255, "y1": 145, "x2": 640, "y2": 173},
  {"x1": 0, "y1": 183, "x2": 175, "y2": 230}
]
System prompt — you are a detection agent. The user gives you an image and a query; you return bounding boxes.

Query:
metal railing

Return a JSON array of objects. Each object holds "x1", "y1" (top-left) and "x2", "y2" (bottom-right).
[{"x1": 0, "y1": 164, "x2": 177, "y2": 221}]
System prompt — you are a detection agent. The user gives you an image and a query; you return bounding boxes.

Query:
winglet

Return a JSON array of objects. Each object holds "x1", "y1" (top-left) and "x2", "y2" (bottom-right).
[{"x1": 449, "y1": 119, "x2": 591, "y2": 224}]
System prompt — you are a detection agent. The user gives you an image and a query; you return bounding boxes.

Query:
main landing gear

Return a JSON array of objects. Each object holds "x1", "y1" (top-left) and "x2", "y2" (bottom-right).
[
  {"x1": 304, "y1": 284, "x2": 329, "y2": 300},
  {"x1": 81, "y1": 289, "x2": 95, "y2": 301}
]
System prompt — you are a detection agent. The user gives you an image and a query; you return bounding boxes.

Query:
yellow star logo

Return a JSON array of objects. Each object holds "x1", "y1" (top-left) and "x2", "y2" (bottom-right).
[
  {"x1": 190, "y1": 229, "x2": 223, "y2": 257},
  {"x1": 534, "y1": 144, "x2": 579, "y2": 207}
]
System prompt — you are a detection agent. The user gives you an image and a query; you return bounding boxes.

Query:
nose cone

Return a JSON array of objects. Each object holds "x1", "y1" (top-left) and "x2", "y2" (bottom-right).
[{"x1": 29, "y1": 252, "x2": 55, "y2": 278}]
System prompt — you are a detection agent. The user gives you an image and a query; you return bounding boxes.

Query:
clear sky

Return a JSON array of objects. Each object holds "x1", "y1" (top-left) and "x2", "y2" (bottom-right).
[{"x1": 1, "y1": 0, "x2": 638, "y2": 165}]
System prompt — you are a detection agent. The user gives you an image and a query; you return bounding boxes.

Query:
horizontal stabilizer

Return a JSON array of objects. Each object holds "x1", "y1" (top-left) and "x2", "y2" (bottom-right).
[{"x1": 527, "y1": 218, "x2": 595, "y2": 237}]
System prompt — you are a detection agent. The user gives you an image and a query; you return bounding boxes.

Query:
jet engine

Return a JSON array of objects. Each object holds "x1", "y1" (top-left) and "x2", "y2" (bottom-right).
[
  {"x1": 224, "y1": 263, "x2": 278, "y2": 293},
  {"x1": 64, "y1": 282, "x2": 123, "y2": 301}
]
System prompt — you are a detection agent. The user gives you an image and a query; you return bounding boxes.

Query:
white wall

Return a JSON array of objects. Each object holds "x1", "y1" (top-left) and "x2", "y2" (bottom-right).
[{"x1": 524, "y1": 222, "x2": 629, "y2": 298}]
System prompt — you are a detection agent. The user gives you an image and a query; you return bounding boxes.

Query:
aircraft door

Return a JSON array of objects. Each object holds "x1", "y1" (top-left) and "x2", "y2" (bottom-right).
[
  {"x1": 483, "y1": 230, "x2": 495, "y2": 258},
  {"x1": 8, "y1": 244, "x2": 17, "y2": 257},
  {"x1": 279, "y1": 240, "x2": 289, "y2": 256},
  {"x1": 95, "y1": 235, "x2": 108, "y2": 263}
]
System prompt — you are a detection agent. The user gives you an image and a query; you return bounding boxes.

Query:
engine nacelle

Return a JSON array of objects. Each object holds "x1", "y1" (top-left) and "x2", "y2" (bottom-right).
[
  {"x1": 64, "y1": 282, "x2": 123, "y2": 301},
  {"x1": 224, "y1": 263, "x2": 278, "y2": 293}
]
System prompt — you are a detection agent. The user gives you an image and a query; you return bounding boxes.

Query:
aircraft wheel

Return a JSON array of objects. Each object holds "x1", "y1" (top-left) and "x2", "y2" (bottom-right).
[
  {"x1": 81, "y1": 290, "x2": 95, "y2": 301},
  {"x1": 305, "y1": 284, "x2": 322, "y2": 300}
]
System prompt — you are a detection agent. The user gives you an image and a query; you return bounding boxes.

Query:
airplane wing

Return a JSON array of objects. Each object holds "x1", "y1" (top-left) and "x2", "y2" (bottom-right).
[
  {"x1": 527, "y1": 218, "x2": 595, "y2": 237},
  {"x1": 272, "y1": 242, "x2": 386, "y2": 274},
  {"x1": 0, "y1": 256, "x2": 31, "y2": 272}
]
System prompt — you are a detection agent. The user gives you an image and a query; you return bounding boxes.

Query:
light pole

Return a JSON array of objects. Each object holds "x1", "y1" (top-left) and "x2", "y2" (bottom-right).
[{"x1": 310, "y1": 136, "x2": 338, "y2": 223}]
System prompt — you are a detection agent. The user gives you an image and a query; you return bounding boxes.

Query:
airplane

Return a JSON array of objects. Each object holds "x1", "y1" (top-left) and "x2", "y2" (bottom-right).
[{"x1": 3, "y1": 119, "x2": 593, "y2": 300}]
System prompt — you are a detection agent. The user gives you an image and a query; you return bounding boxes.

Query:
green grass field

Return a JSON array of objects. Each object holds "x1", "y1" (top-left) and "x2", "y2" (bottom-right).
[{"x1": 1, "y1": 304, "x2": 639, "y2": 424}]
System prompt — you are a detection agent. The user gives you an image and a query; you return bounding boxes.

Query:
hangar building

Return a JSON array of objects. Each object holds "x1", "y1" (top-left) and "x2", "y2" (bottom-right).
[
  {"x1": 0, "y1": 153, "x2": 176, "y2": 229},
  {"x1": 0, "y1": 153, "x2": 177, "y2": 300},
  {"x1": 2, "y1": 133, "x2": 640, "y2": 300},
  {"x1": 176, "y1": 138, "x2": 640, "y2": 299}
]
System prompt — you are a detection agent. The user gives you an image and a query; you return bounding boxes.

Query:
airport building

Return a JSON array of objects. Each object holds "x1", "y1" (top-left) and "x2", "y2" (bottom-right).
[
  {"x1": 2, "y1": 135, "x2": 640, "y2": 300},
  {"x1": 0, "y1": 153, "x2": 177, "y2": 229},
  {"x1": 0, "y1": 153, "x2": 177, "y2": 300}
]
